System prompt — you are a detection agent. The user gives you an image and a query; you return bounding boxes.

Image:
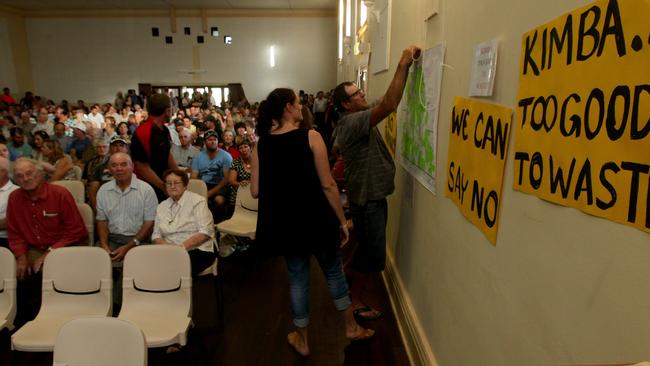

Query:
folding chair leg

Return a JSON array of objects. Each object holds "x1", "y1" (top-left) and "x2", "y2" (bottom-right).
[{"x1": 214, "y1": 276, "x2": 224, "y2": 330}]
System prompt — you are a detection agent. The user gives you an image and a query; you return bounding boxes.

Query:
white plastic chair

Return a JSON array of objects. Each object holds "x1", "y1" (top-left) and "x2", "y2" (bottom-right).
[
  {"x1": 216, "y1": 184, "x2": 258, "y2": 240},
  {"x1": 0, "y1": 247, "x2": 17, "y2": 331},
  {"x1": 239, "y1": 184, "x2": 258, "y2": 212},
  {"x1": 117, "y1": 245, "x2": 192, "y2": 348},
  {"x1": 11, "y1": 247, "x2": 112, "y2": 352},
  {"x1": 52, "y1": 180, "x2": 85, "y2": 203},
  {"x1": 77, "y1": 202, "x2": 95, "y2": 246},
  {"x1": 53, "y1": 317, "x2": 147, "y2": 366},
  {"x1": 187, "y1": 178, "x2": 208, "y2": 198},
  {"x1": 71, "y1": 165, "x2": 83, "y2": 180}
]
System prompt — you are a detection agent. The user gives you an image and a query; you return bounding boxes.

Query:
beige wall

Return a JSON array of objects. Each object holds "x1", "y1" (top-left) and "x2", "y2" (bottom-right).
[
  {"x1": 21, "y1": 15, "x2": 336, "y2": 103},
  {"x1": 340, "y1": 0, "x2": 650, "y2": 365},
  {"x1": 0, "y1": 11, "x2": 34, "y2": 96}
]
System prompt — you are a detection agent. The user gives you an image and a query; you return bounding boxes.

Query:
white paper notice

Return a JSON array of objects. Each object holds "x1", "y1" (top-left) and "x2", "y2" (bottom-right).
[{"x1": 468, "y1": 39, "x2": 498, "y2": 97}]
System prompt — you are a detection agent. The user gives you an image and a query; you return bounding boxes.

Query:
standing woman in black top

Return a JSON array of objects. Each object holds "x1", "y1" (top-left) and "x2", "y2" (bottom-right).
[{"x1": 251, "y1": 88, "x2": 374, "y2": 357}]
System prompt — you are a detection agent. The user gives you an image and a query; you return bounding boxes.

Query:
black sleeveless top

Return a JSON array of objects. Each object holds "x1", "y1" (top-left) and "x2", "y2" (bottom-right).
[{"x1": 255, "y1": 128, "x2": 339, "y2": 255}]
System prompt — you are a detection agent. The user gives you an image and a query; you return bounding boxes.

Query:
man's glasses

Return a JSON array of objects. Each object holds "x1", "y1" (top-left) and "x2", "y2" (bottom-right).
[{"x1": 347, "y1": 89, "x2": 363, "y2": 99}]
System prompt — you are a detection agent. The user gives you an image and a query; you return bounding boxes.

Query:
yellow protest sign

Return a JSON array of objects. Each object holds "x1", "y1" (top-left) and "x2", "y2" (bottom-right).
[
  {"x1": 446, "y1": 97, "x2": 513, "y2": 245},
  {"x1": 384, "y1": 112, "x2": 397, "y2": 156},
  {"x1": 514, "y1": 0, "x2": 650, "y2": 234}
]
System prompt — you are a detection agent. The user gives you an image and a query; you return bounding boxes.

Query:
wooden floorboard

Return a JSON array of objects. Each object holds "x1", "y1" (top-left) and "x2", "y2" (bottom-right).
[{"x1": 3, "y1": 244, "x2": 410, "y2": 366}]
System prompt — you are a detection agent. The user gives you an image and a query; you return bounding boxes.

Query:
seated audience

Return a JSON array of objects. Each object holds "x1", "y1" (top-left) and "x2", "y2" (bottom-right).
[
  {"x1": 191, "y1": 130, "x2": 232, "y2": 221},
  {"x1": 116, "y1": 121, "x2": 131, "y2": 143},
  {"x1": 87, "y1": 136, "x2": 130, "y2": 210},
  {"x1": 42, "y1": 139, "x2": 76, "y2": 181},
  {"x1": 0, "y1": 157, "x2": 18, "y2": 248},
  {"x1": 7, "y1": 127, "x2": 32, "y2": 161},
  {"x1": 83, "y1": 138, "x2": 110, "y2": 181},
  {"x1": 53, "y1": 121, "x2": 73, "y2": 153},
  {"x1": 171, "y1": 127, "x2": 200, "y2": 171},
  {"x1": 227, "y1": 136, "x2": 252, "y2": 207},
  {"x1": 8, "y1": 158, "x2": 87, "y2": 326},
  {"x1": 0, "y1": 143, "x2": 9, "y2": 160},
  {"x1": 104, "y1": 116, "x2": 118, "y2": 140},
  {"x1": 152, "y1": 169, "x2": 216, "y2": 276},
  {"x1": 68, "y1": 121, "x2": 92, "y2": 163},
  {"x1": 32, "y1": 109, "x2": 54, "y2": 136},
  {"x1": 221, "y1": 129, "x2": 240, "y2": 159},
  {"x1": 31, "y1": 130, "x2": 49, "y2": 161},
  {"x1": 96, "y1": 152, "x2": 157, "y2": 312}
]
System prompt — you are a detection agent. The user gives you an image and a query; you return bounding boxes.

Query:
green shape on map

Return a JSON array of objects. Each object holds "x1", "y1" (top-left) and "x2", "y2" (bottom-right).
[{"x1": 400, "y1": 65, "x2": 435, "y2": 176}]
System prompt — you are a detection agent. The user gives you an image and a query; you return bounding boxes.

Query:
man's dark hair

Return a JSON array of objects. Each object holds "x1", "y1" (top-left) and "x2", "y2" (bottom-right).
[
  {"x1": 10, "y1": 126, "x2": 24, "y2": 137},
  {"x1": 147, "y1": 93, "x2": 171, "y2": 117},
  {"x1": 234, "y1": 121, "x2": 246, "y2": 131},
  {"x1": 333, "y1": 81, "x2": 355, "y2": 112}
]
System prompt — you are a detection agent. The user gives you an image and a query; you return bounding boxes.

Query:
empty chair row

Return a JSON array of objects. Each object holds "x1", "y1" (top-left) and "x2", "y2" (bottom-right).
[{"x1": 2, "y1": 245, "x2": 192, "y2": 353}]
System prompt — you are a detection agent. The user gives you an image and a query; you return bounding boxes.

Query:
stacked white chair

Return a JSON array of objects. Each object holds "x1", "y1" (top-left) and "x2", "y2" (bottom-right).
[
  {"x1": 216, "y1": 184, "x2": 258, "y2": 240},
  {"x1": 11, "y1": 247, "x2": 112, "y2": 352},
  {"x1": 53, "y1": 317, "x2": 147, "y2": 366},
  {"x1": 187, "y1": 178, "x2": 208, "y2": 198},
  {"x1": 0, "y1": 247, "x2": 17, "y2": 331},
  {"x1": 76, "y1": 202, "x2": 95, "y2": 246},
  {"x1": 117, "y1": 245, "x2": 192, "y2": 348},
  {"x1": 52, "y1": 180, "x2": 85, "y2": 204}
]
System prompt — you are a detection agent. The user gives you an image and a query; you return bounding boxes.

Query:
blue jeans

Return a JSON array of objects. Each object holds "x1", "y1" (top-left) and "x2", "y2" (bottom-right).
[
  {"x1": 285, "y1": 248, "x2": 352, "y2": 328},
  {"x1": 350, "y1": 198, "x2": 388, "y2": 272}
]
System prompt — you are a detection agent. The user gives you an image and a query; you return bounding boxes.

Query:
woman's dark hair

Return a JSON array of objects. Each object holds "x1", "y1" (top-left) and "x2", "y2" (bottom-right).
[
  {"x1": 235, "y1": 134, "x2": 252, "y2": 148},
  {"x1": 162, "y1": 168, "x2": 189, "y2": 187},
  {"x1": 333, "y1": 81, "x2": 355, "y2": 112},
  {"x1": 256, "y1": 88, "x2": 296, "y2": 137},
  {"x1": 33, "y1": 130, "x2": 50, "y2": 141},
  {"x1": 117, "y1": 122, "x2": 130, "y2": 135},
  {"x1": 43, "y1": 139, "x2": 64, "y2": 163}
]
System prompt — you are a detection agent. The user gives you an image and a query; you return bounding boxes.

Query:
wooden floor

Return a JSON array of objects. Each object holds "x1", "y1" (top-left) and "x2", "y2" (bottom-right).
[{"x1": 1, "y1": 245, "x2": 410, "y2": 366}]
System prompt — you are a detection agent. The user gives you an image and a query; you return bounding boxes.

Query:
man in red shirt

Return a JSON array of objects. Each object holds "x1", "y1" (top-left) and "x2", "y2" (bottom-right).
[
  {"x1": 0, "y1": 87, "x2": 16, "y2": 105},
  {"x1": 7, "y1": 158, "x2": 88, "y2": 326}
]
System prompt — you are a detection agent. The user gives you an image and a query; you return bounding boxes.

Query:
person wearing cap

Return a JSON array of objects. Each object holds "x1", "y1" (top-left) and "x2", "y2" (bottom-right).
[
  {"x1": 130, "y1": 93, "x2": 178, "y2": 202},
  {"x1": 191, "y1": 129, "x2": 232, "y2": 221},
  {"x1": 68, "y1": 120, "x2": 92, "y2": 162}
]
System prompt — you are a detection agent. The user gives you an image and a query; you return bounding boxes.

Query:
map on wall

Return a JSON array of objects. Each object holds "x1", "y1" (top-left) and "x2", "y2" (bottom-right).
[{"x1": 396, "y1": 44, "x2": 445, "y2": 195}]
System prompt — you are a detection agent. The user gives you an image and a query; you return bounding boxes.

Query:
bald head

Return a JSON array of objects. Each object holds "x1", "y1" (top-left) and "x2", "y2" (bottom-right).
[
  {"x1": 109, "y1": 152, "x2": 132, "y2": 166},
  {"x1": 14, "y1": 158, "x2": 44, "y2": 192}
]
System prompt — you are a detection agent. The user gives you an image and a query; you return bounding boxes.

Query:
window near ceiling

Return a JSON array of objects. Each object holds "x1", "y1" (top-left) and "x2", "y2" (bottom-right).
[{"x1": 359, "y1": 2, "x2": 368, "y2": 27}]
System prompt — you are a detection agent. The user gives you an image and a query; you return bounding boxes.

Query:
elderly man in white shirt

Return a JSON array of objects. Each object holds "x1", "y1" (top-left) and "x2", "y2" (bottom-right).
[
  {"x1": 0, "y1": 157, "x2": 19, "y2": 248},
  {"x1": 152, "y1": 168, "x2": 216, "y2": 276},
  {"x1": 96, "y1": 152, "x2": 158, "y2": 312},
  {"x1": 171, "y1": 127, "x2": 200, "y2": 171}
]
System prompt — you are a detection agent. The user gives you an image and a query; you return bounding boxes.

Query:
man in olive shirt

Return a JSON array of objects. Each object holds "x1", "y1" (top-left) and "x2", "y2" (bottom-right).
[{"x1": 333, "y1": 46, "x2": 420, "y2": 320}]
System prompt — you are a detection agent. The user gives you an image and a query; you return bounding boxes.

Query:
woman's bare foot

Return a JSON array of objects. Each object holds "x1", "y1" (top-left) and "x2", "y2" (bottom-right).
[{"x1": 287, "y1": 331, "x2": 310, "y2": 356}]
